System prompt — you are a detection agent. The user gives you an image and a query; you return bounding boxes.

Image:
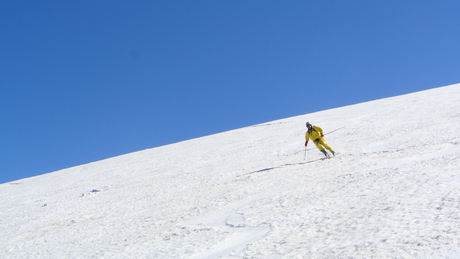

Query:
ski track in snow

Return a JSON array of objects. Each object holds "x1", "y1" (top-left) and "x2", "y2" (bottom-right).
[{"x1": 183, "y1": 191, "x2": 278, "y2": 258}]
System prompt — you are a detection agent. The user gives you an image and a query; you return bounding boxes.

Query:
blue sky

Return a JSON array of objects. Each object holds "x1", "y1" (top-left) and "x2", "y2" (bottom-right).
[{"x1": 1, "y1": 1, "x2": 459, "y2": 184}]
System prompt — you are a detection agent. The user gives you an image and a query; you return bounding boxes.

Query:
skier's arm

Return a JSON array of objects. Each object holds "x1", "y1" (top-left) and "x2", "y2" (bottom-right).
[{"x1": 315, "y1": 126, "x2": 324, "y2": 137}]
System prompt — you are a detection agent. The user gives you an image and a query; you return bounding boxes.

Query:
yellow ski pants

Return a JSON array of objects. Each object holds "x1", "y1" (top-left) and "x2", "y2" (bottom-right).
[{"x1": 313, "y1": 138, "x2": 334, "y2": 152}]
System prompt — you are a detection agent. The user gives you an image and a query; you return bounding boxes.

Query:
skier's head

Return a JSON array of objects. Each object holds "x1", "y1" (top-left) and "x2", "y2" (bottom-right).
[{"x1": 306, "y1": 122, "x2": 312, "y2": 128}]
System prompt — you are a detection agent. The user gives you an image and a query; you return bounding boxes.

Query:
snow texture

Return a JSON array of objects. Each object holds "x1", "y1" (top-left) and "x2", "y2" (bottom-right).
[{"x1": 1, "y1": 83, "x2": 460, "y2": 258}]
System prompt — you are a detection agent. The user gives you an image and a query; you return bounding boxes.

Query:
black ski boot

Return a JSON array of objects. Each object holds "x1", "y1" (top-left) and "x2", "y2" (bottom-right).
[{"x1": 321, "y1": 149, "x2": 329, "y2": 158}]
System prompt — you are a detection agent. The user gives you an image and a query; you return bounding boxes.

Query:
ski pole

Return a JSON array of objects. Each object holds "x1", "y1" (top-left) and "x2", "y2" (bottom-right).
[{"x1": 325, "y1": 126, "x2": 345, "y2": 136}]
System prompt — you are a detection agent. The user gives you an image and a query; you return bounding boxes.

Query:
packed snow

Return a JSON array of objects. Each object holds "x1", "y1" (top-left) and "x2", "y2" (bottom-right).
[{"x1": 1, "y1": 84, "x2": 460, "y2": 258}]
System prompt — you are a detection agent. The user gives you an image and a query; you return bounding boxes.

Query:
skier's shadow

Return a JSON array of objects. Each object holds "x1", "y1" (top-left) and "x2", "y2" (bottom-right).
[{"x1": 238, "y1": 159, "x2": 321, "y2": 177}]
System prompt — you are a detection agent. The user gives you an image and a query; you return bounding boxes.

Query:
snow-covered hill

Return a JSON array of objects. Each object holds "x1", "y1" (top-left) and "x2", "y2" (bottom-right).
[{"x1": 1, "y1": 84, "x2": 460, "y2": 259}]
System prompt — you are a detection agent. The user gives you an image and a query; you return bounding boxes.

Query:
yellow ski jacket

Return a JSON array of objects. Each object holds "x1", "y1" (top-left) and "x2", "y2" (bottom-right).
[{"x1": 305, "y1": 126, "x2": 324, "y2": 142}]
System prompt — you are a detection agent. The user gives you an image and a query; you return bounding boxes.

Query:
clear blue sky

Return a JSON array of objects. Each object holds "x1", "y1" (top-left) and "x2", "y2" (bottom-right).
[{"x1": 1, "y1": 1, "x2": 459, "y2": 184}]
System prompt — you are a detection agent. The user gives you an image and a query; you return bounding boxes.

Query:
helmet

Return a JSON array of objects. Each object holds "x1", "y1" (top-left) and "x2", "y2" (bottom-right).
[{"x1": 306, "y1": 122, "x2": 312, "y2": 127}]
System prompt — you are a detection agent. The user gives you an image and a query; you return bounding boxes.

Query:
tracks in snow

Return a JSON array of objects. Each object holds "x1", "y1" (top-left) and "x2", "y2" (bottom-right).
[{"x1": 183, "y1": 190, "x2": 286, "y2": 258}]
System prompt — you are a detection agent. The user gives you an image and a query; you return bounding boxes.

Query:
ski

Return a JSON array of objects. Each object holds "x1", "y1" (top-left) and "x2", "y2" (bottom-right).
[{"x1": 321, "y1": 152, "x2": 338, "y2": 160}]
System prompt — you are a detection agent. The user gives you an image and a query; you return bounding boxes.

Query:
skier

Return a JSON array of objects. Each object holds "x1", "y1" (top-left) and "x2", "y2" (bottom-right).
[{"x1": 304, "y1": 122, "x2": 335, "y2": 158}]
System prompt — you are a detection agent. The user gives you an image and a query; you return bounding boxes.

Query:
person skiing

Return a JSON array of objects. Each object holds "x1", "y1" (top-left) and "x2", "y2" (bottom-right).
[{"x1": 305, "y1": 122, "x2": 335, "y2": 158}]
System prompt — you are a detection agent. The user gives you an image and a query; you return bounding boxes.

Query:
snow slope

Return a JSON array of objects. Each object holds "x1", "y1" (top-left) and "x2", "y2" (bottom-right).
[{"x1": 1, "y1": 84, "x2": 460, "y2": 259}]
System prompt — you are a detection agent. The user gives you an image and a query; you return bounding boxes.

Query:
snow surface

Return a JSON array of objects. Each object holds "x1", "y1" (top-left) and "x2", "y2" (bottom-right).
[{"x1": 1, "y1": 84, "x2": 460, "y2": 259}]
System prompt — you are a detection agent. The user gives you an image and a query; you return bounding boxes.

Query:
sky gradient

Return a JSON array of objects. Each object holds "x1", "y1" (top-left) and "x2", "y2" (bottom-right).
[{"x1": 1, "y1": 1, "x2": 460, "y2": 184}]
